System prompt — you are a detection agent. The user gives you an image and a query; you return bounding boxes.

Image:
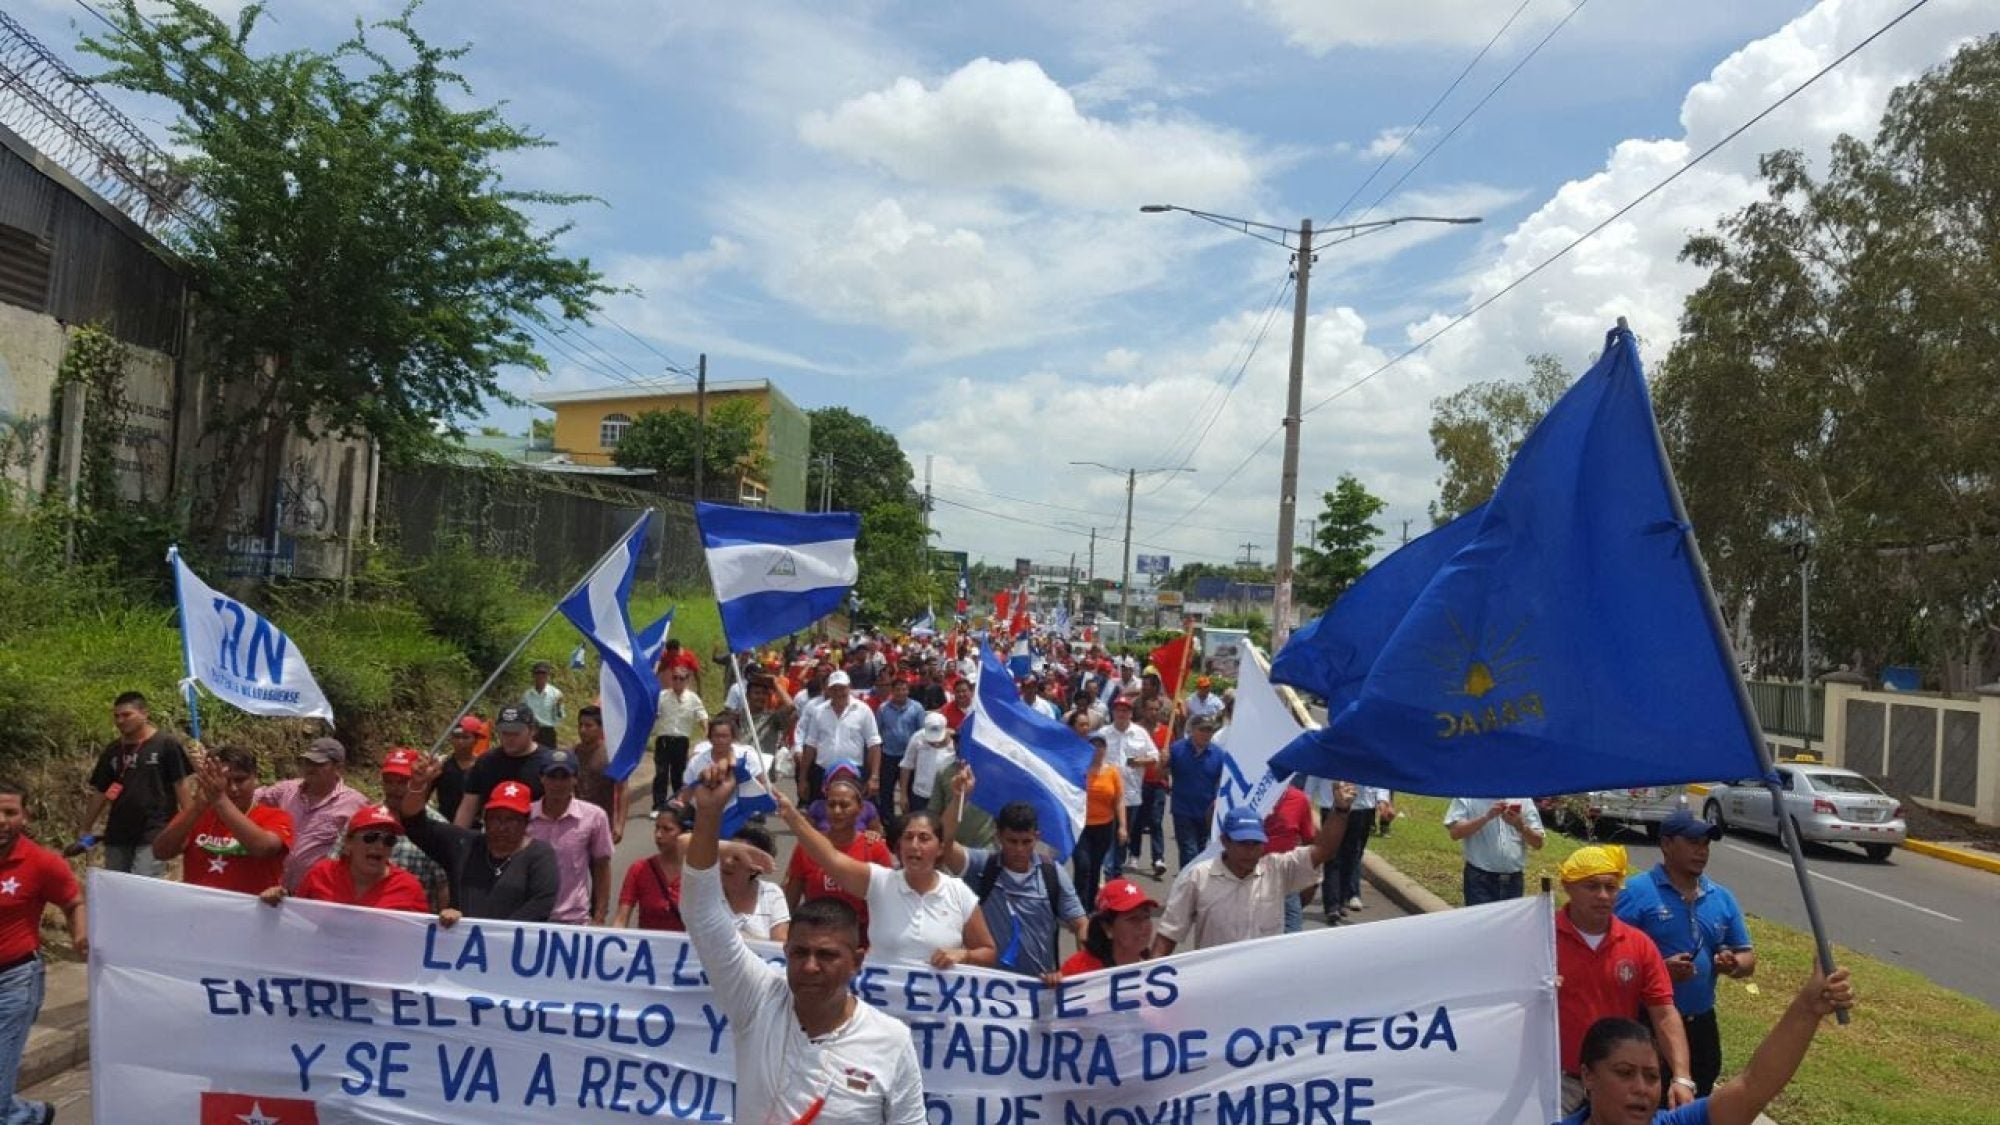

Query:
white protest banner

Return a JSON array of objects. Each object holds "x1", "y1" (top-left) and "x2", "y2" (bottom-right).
[
  {"x1": 90, "y1": 871, "x2": 1560, "y2": 1123},
  {"x1": 171, "y1": 547, "x2": 334, "y2": 722}
]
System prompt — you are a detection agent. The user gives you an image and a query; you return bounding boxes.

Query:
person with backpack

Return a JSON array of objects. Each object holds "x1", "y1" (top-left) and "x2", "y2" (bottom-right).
[{"x1": 937, "y1": 766, "x2": 1088, "y2": 985}]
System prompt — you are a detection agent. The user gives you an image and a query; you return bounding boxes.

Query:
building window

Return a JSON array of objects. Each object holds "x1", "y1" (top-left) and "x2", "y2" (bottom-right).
[
  {"x1": 599, "y1": 413, "x2": 632, "y2": 447},
  {"x1": 738, "y1": 480, "x2": 768, "y2": 507}
]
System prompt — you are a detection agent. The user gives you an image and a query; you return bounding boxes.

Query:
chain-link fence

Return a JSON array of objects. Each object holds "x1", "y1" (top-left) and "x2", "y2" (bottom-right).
[{"x1": 380, "y1": 462, "x2": 708, "y2": 592}]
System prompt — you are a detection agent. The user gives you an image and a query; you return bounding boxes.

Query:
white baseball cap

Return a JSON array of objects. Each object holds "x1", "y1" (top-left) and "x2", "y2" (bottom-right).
[{"x1": 826, "y1": 670, "x2": 852, "y2": 688}]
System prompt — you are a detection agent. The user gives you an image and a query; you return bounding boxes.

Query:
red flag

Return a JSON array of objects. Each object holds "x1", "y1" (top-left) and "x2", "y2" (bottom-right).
[
  {"x1": 994, "y1": 590, "x2": 1011, "y2": 622},
  {"x1": 200, "y1": 1092, "x2": 320, "y2": 1125},
  {"x1": 1149, "y1": 633, "x2": 1196, "y2": 698}
]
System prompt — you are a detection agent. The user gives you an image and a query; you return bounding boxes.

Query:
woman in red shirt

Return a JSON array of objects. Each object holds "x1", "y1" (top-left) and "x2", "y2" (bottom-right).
[
  {"x1": 261, "y1": 804, "x2": 428, "y2": 912},
  {"x1": 1061, "y1": 878, "x2": 1159, "y2": 976},
  {"x1": 782, "y1": 766, "x2": 889, "y2": 938},
  {"x1": 615, "y1": 802, "x2": 687, "y2": 930}
]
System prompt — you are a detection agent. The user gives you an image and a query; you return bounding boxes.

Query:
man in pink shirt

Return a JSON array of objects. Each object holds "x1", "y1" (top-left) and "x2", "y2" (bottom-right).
[
  {"x1": 256, "y1": 737, "x2": 371, "y2": 891},
  {"x1": 527, "y1": 750, "x2": 615, "y2": 925}
]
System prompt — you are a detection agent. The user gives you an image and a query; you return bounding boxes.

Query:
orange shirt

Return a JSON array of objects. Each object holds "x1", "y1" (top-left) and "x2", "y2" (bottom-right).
[{"x1": 1085, "y1": 765, "x2": 1125, "y2": 826}]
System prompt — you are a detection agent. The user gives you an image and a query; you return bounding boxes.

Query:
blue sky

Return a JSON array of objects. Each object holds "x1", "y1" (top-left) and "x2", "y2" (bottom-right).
[{"x1": 15, "y1": 0, "x2": 1991, "y2": 573}]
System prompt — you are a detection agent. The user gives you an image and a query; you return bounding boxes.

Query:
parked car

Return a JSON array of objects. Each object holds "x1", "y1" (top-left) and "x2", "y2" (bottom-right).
[
  {"x1": 1701, "y1": 765, "x2": 1906, "y2": 862},
  {"x1": 1589, "y1": 785, "x2": 1691, "y2": 840}
]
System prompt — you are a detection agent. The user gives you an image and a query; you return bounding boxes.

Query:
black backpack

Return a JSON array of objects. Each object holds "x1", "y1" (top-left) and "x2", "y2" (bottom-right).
[{"x1": 972, "y1": 855, "x2": 1066, "y2": 952}]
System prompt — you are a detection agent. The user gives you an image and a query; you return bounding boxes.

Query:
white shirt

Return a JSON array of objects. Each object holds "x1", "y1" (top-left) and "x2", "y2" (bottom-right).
[
  {"x1": 682, "y1": 864, "x2": 925, "y2": 1124},
  {"x1": 1156, "y1": 847, "x2": 1322, "y2": 951},
  {"x1": 1024, "y1": 696, "x2": 1061, "y2": 721},
  {"x1": 901, "y1": 738, "x2": 954, "y2": 800},
  {"x1": 521, "y1": 684, "x2": 565, "y2": 728},
  {"x1": 1183, "y1": 691, "x2": 1225, "y2": 721},
  {"x1": 732, "y1": 879, "x2": 792, "y2": 942},
  {"x1": 682, "y1": 743, "x2": 771, "y2": 789},
  {"x1": 804, "y1": 697, "x2": 882, "y2": 763},
  {"x1": 1104, "y1": 722, "x2": 1156, "y2": 807},
  {"x1": 654, "y1": 686, "x2": 709, "y2": 740},
  {"x1": 864, "y1": 863, "x2": 980, "y2": 968}
]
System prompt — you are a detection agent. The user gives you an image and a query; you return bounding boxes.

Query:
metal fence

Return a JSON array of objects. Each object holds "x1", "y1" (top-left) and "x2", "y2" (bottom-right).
[
  {"x1": 379, "y1": 462, "x2": 708, "y2": 592},
  {"x1": 1746, "y1": 680, "x2": 1825, "y2": 740}
]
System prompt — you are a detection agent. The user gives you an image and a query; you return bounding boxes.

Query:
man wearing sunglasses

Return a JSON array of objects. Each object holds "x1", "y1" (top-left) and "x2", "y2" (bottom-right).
[{"x1": 653, "y1": 665, "x2": 710, "y2": 819}]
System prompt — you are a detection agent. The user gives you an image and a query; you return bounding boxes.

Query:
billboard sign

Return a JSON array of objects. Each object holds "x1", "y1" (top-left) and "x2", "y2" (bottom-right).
[{"x1": 1135, "y1": 554, "x2": 1171, "y2": 576}]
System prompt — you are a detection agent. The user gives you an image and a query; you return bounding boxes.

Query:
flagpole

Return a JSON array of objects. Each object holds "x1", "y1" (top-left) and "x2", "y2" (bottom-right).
[
  {"x1": 1629, "y1": 319, "x2": 1847, "y2": 1023},
  {"x1": 424, "y1": 509, "x2": 655, "y2": 758},
  {"x1": 167, "y1": 547, "x2": 204, "y2": 742}
]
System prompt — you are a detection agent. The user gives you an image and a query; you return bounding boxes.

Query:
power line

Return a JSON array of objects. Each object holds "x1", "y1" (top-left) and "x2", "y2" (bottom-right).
[
  {"x1": 1324, "y1": 0, "x2": 1538, "y2": 224},
  {"x1": 932, "y1": 483, "x2": 1271, "y2": 537},
  {"x1": 1354, "y1": 0, "x2": 1592, "y2": 223},
  {"x1": 591, "y1": 307, "x2": 701, "y2": 381},
  {"x1": 927, "y1": 494, "x2": 1252, "y2": 564},
  {"x1": 1300, "y1": 0, "x2": 1936, "y2": 421},
  {"x1": 1140, "y1": 272, "x2": 1294, "y2": 484}
]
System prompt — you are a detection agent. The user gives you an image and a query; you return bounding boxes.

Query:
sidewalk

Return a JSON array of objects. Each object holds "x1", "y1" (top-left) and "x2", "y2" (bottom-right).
[{"x1": 19, "y1": 957, "x2": 87, "y2": 1093}]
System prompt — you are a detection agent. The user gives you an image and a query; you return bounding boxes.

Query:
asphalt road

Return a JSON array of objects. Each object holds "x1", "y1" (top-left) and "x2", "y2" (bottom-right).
[{"x1": 1595, "y1": 821, "x2": 2000, "y2": 1008}]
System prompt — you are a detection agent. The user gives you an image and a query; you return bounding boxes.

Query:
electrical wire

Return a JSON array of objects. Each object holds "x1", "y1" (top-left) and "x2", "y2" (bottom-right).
[
  {"x1": 1324, "y1": 0, "x2": 1538, "y2": 225},
  {"x1": 1301, "y1": 0, "x2": 1937, "y2": 421},
  {"x1": 928, "y1": 495, "x2": 1250, "y2": 565},
  {"x1": 1139, "y1": 272, "x2": 1294, "y2": 494}
]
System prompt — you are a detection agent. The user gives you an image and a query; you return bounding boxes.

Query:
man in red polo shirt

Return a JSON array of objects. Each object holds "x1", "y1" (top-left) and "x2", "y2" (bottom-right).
[
  {"x1": 150, "y1": 746, "x2": 293, "y2": 895},
  {"x1": 1555, "y1": 844, "x2": 1690, "y2": 1116},
  {"x1": 0, "y1": 781, "x2": 86, "y2": 1125}
]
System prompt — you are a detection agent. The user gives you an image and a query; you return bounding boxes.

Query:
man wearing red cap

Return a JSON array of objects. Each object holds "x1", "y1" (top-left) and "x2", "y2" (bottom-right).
[
  {"x1": 400, "y1": 758, "x2": 559, "y2": 924},
  {"x1": 151, "y1": 746, "x2": 292, "y2": 896},
  {"x1": 263, "y1": 804, "x2": 430, "y2": 912},
  {"x1": 379, "y1": 749, "x2": 449, "y2": 910}
]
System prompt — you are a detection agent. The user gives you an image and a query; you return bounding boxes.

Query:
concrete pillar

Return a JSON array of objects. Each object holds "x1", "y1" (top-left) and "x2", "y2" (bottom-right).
[
  {"x1": 1818, "y1": 670, "x2": 1867, "y2": 771},
  {"x1": 1973, "y1": 683, "x2": 2000, "y2": 828}
]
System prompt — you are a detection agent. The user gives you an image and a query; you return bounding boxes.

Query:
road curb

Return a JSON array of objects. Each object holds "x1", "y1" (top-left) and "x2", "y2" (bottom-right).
[
  {"x1": 1361, "y1": 851, "x2": 1452, "y2": 915},
  {"x1": 1901, "y1": 837, "x2": 2000, "y2": 875}
]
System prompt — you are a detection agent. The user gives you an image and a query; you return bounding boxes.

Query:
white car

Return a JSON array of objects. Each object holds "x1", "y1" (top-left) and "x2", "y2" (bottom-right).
[
  {"x1": 1701, "y1": 765, "x2": 1906, "y2": 862},
  {"x1": 1588, "y1": 785, "x2": 1690, "y2": 839}
]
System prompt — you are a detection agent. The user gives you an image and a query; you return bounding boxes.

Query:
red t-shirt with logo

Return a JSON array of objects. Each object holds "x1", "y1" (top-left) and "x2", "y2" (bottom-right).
[
  {"x1": 0, "y1": 836, "x2": 79, "y2": 962},
  {"x1": 1555, "y1": 909, "x2": 1675, "y2": 1073},
  {"x1": 295, "y1": 858, "x2": 431, "y2": 913},
  {"x1": 183, "y1": 805, "x2": 295, "y2": 895},
  {"x1": 785, "y1": 833, "x2": 892, "y2": 938}
]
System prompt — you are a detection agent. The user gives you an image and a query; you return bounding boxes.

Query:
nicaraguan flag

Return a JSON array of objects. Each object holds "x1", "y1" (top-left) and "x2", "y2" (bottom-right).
[
  {"x1": 909, "y1": 608, "x2": 937, "y2": 637},
  {"x1": 720, "y1": 755, "x2": 777, "y2": 838},
  {"x1": 170, "y1": 547, "x2": 334, "y2": 722},
  {"x1": 1271, "y1": 324, "x2": 1764, "y2": 796},
  {"x1": 1271, "y1": 502, "x2": 1485, "y2": 710},
  {"x1": 959, "y1": 646, "x2": 1092, "y2": 858},
  {"x1": 636, "y1": 607, "x2": 675, "y2": 668},
  {"x1": 568, "y1": 643, "x2": 588, "y2": 671},
  {"x1": 1202, "y1": 643, "x2": 1304, "y2": 858},
  {"x1": 558, "y1": 513, "x2": 660, "y2": 782},
  {"x1": 1007, "y1": 636, "x2": 1034, "y2": 680},
  {"x1": 697, "y1": 503, "x2": 859, "y2": 653}
]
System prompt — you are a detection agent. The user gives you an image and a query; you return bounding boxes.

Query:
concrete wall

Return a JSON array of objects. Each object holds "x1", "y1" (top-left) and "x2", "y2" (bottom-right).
[
  {"x1": 1822, "y1": 680, "x2": 1999, "y2": 827},
  {"x1": 0, "y1": 304, "x2": 178, "y2": 503}
]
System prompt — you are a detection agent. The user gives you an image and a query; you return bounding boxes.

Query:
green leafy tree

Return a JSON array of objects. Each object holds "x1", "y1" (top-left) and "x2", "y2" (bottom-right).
[
  {"x1": 1656, "y1": 34, "x2": 2000, "y2": 684},
  {"x1": 611, "y1": 398, "x2": 769, "y2": 482},
  {"x1": 854, "y1": 502, "x2": 937, "y2": 622},
  {"x1": 1427, "y1": 354, "x2": 1570, "y2": 522},
  {"x1": 1294, "y1": 474, "x2": 1386, "y2": 610},
  {"x1": 530, "y1": 418, "x2": 555, "y2": 442},
  {"x1": 806, "y1": 407, "x2": 914, "y2": 512},
  {"x1": 81, "y1": 1, "x2": 609, "y2": 534}
]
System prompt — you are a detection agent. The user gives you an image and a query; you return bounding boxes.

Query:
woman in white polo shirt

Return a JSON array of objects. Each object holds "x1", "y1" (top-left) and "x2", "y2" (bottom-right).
[{"x1": 776, "y1": 790, "x2": 997, "y2": 969}]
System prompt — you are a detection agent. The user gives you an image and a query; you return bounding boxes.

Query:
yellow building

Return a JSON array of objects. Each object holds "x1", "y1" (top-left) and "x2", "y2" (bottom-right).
[{"x1": 534, "y1": 379, "x2": 811, "y2": 510}]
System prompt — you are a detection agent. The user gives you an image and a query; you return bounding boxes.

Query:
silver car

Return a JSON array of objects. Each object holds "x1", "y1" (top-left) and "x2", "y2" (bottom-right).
[
  {"x1": 1589, "y1": 785, "x2": 1690, "y2": 839},
  {"x1": 1701, "y1": 765, "x2": 1906, "y2": 862}
]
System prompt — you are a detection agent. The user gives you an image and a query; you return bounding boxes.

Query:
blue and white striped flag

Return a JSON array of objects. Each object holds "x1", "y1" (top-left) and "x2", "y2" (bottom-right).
[
  {"x1": 568, "y1": 643, "x2": 588, "y2": 670},
  {"x1": 636, "y1": 607, "x2": 676, "y2": 669},
  {"x1": 697, "y1": 503, "x2": 860, "y2": 653},
  {"x1": 960, "y1": 645, "x2": 1092, "y2": 858},
  {"x1": 909, "y1": 608, "x2": 937, "y2": 637},
  {"x1": 557, "y1": 512, "x2": 660, "y2": 782},
  {"x1": 720, "y1": 755, "x2": 777, "y2": 838}
]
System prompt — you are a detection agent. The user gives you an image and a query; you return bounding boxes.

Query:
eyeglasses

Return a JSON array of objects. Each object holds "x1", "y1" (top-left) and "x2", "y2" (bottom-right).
[{"x1": 354, "y1": 831, "x2": 397, "y2": 846}]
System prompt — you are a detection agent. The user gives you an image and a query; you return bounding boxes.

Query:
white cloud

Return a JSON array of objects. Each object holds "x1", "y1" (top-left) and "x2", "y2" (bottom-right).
[
  {"x1": 1358, "y1": 125, "x2": 1430, "y2": 162},
  {"x1": 799, "y1": 58, "x2": 1263, "y2": 210}
]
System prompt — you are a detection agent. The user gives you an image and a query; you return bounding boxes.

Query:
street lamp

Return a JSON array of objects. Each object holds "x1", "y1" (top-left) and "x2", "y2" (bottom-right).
[
  {"x1": 1142, "y1": 204, "x2": 1481, "y2": 647},
  {"x1": 1071, "y1": 461, "x2": 1195, "y2": 637}
]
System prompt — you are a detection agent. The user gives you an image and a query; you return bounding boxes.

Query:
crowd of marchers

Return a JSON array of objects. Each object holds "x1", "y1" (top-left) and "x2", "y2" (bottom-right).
[{"x1": 2, "y1": 631, "x2": 1855, "y2": 1125}]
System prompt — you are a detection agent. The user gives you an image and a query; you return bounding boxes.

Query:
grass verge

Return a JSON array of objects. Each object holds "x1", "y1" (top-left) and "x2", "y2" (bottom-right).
[{"x1": 1370, "y1": 794, "x2": 2000, "y2": 1125}]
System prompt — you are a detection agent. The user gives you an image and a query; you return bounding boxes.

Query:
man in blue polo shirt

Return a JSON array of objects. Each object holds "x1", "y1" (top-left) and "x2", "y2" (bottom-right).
[
  {"x1": 1615, "y1": 808, "x2": 1756, "y2": 1098},
  {"x1": 1163, "y1": 714, "x2": 1231, "y2": 868}
]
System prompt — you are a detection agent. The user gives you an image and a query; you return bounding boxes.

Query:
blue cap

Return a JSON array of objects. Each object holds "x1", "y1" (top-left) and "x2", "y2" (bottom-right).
[
  {"x1": 1660, "y1": 808, "x2": 1721, "y2": 841},
  {"x1": 1219, "y1": 805, "x2": 1267, "y2": 844},
  {"x1": 540, "y1": 749, "x2": 579, "y2": 776}
]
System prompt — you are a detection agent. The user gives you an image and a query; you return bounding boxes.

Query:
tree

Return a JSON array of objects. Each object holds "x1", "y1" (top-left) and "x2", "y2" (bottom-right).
[
  {"x1": 1656, "y1": 34, "x2": 2000, "y2": 684},
  {"x1": 854, "y1": 502, "x2": 936, "y2": 623},
  {"x1": 530, "y1": 418, "x2": 554, "y2": 442},
  {"x1": 1426, "y1": 355, "x2": 1571, "y2": 522},
  {"x1": 1294, "y1": 474, "x2": 1386, "y2": 610},
  {"x1": 611, "y1": 398, "x2": 769, "y2": 483},
  {"x1": 806, "y1": 407, "x2": 914, "y2": 512},
  {"x1": 81, "y1": 1, "x2": 608, "y2": 534}
]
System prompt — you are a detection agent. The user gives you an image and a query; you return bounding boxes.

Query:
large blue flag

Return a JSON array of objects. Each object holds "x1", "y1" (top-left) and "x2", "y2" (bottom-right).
[
  {"x1": 1270, "y1": 502, "x2": 1485, "y2": 710},
  {"x1": 1272, "y1": 325, "x2": 1762, "y2": 797},
  {"x1": 697, "y1": 503, "x2": 859, "y2": 653},
  {"x1": 959, "y1": 646, "x2": 1093, "y2": 859},
  {"x1": 558, "y1": 513, "x2": 660, "y2": 782}
]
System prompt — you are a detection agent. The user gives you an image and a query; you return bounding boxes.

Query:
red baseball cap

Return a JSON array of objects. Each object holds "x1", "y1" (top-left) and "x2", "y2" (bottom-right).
[
  {"x1": 380, "y1": 748, "x2": 419, "y2": 778},
  {"x1": 347, "y1": 804, "x2": 404, "y2": 836},
  {"x1": 485, "y1": 780, "x2": 534, "y2": 817},
  {"x1": 1096, "y1": 878, "x2": 1160, "y2": 914}
]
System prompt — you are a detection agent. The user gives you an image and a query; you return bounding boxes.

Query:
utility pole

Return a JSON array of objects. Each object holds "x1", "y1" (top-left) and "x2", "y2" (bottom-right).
[
  {"x1": 1071, "y1": 461, "x2": 1193, "y2": 639},
  {"x1": 691, "y1": 353, "x2": 707, "y2": 502},
  {"x1": 1067, "y1": 551, "x2": 1077, "y2": 613},
  {"x1": 818, "y1": 453, "x2": 834, "y2": 512},
  {"x1": 1238, "y1": 541, "x2": 1260, "y2": 567},
  {"x1": 922, "y1": 454, "x2": 934, "y2": 570},
  {"x1": 1798, "y1": 534, "x2": 1813, "y2": 757},
  {"x1": 1401, "y1": 518, "x2": 1412, "y2": 545},
  {"x1": 1271, "y1": 217, "x2": 1312, "y2": 650}
]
